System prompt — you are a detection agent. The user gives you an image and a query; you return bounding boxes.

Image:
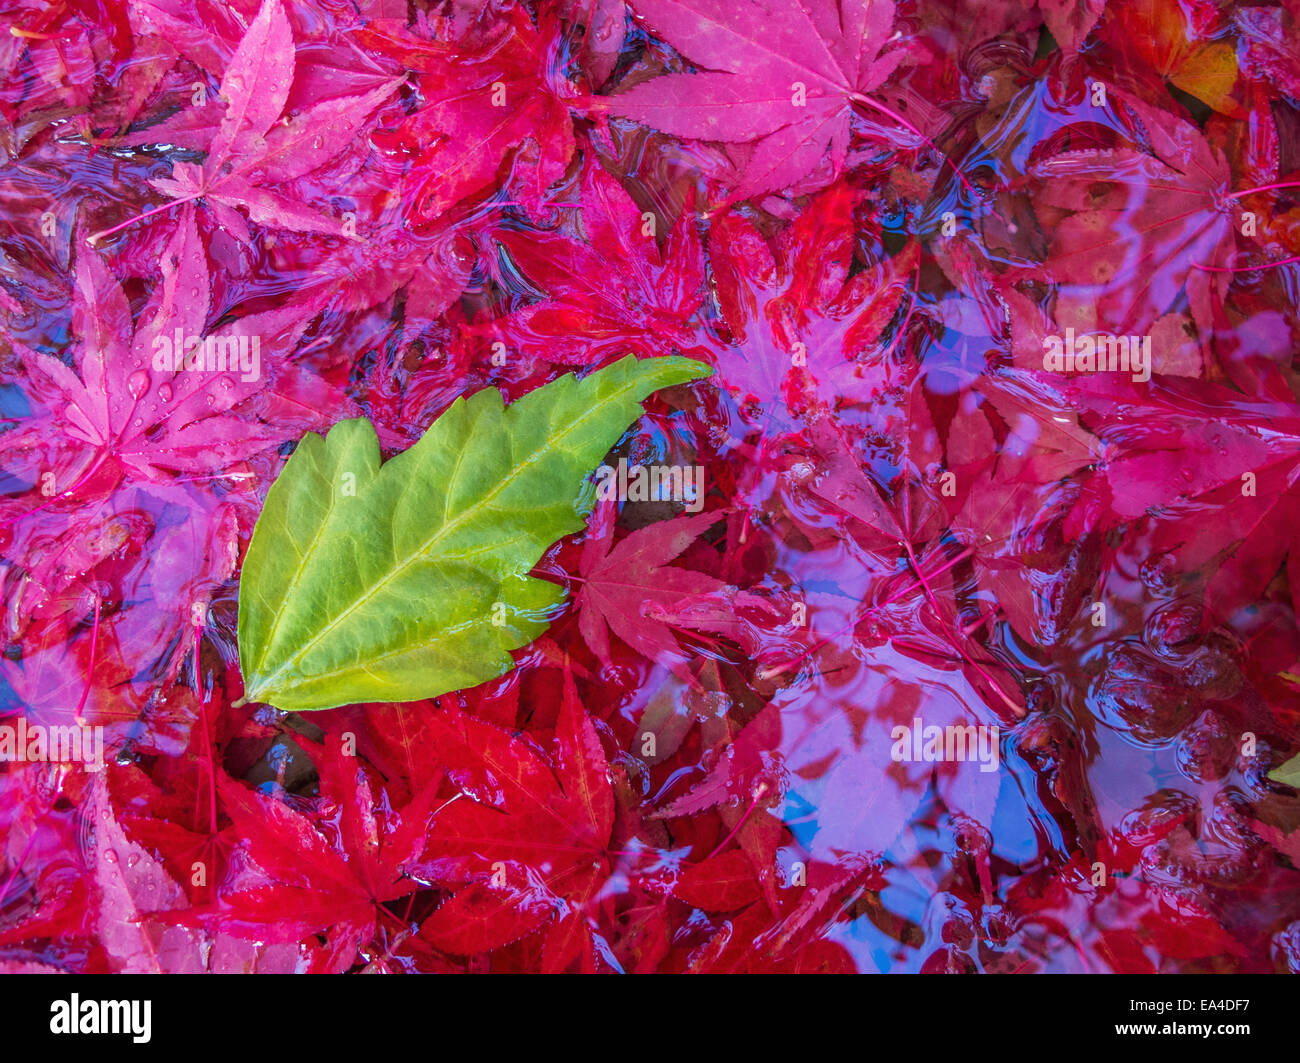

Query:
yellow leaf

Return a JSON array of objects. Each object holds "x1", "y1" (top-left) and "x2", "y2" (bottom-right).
[{"x1": 1171, "y1": 41, "x2": 1239, "y2": 115}]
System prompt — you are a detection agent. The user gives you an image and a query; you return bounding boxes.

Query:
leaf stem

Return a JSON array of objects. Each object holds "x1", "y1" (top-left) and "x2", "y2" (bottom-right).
[
  {"x1": 1192, "y1": 253, "x2": 1300, "y2": 274},
  {"x1": 87, "y1": 192, "x2": 199, "y2": 246},
  {"x1": 704, "y1": 782, "x2": 767, "y2": 860},
  {"x1": 1226, "y1": 180, "x2": 1300, "y2": 200},
  {"x1": 194, "y1": 621, "x2": 219, "y2": 838},
  {"x1": 0, "y1": 832, "x2": 38, "y2": 909},
  {"x1": 73, "y1": 593, "x2": 102, "y2": 724}
]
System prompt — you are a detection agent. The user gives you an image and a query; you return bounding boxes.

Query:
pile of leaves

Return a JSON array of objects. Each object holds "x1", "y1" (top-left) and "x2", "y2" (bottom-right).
[{"x1": 2, "y1": 0, "x2": 1300, "y2": 973}]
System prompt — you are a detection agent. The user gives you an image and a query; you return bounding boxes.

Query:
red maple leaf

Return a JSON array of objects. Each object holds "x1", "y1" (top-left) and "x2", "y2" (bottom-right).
[
  {"x1": 180, "y1": 732, "x2": 440, "y2": 967},
  {"x1": 416, "y1": 668, "x2": 618, "y2": 971},
  {"x1": 362, "y1": 6, "x2": 578, "y2": 224},
  {"x1": 575, "y1": 504, "x2": 781, "y2": 683},
  {"x1": 13, "y1": 209, "x2": 293, "y2": 490},
  {"x1": 706, "y1": 179, "x2": 916, "y2": 432},
  {"x1": 1012, "y1": 88, "x2": 1235, "y2": 338},
  {"x1": 90, "y1": 783, "x2": 321, "y2": 973},
  {"x1": 603, "y1": 0, "x2": 911, "y2": 200},
  {"x1": 462, "y1": 154, "x2": 707, "y2": 366},
  {"x1": 106, "y1": 0, "x2": 402, "y2": 243},
  {"x1": 1055, "y1": 372, "x2": 1300, "y2": 624}
]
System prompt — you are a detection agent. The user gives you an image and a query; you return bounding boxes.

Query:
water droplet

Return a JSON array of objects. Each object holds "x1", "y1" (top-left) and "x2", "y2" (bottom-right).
[
  {"x1": 205, "y1": 395, "x2": 215, "y2": 406},
  {"x1": 157, "y1": 383, "x2": 173, "y2": 402},
  {"x1": 127, "y1": 369, "x2": 149, "y2": 399},
  {"x1": 104, "y1": 849, "x2": 117, "y2": 864},
  {"x1": 312, "y1": 136, "x2": 324, "y2": 150}
]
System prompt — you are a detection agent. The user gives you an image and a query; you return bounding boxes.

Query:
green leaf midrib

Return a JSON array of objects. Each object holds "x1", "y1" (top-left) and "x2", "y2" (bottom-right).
[
  {"x1": 247, "y1": 374, "x2": 644, "y2": 698},
  {"x1": 267, "y1": 606, "x2": 506, "y2": 696}
]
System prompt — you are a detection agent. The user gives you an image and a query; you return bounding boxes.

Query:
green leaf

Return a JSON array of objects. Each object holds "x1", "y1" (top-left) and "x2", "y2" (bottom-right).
[
  {"x1": 237, "y1": 354, "x2": 711, "y2": 711},
  {"x1": 1269, "y1": 752, "x2": 1300, "y2": 788}
]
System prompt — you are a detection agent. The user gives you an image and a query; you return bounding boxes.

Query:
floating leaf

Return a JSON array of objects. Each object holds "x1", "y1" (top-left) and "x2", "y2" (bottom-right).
[
  {"x1": 237, "y1": 355, "x2": 710, "y2": 711},
  {"x1": 1269, "y1": 752, "x2": 1300, "y2": 788}
]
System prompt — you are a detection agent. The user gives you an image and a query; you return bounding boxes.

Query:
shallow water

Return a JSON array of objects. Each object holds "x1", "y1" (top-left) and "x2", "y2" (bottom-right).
[{"x1": 2, "y1": 0, "x2": 1299, "y2": 973}]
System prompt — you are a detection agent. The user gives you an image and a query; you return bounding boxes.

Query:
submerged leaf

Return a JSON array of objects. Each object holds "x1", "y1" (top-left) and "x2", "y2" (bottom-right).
[{"x1": 237, "y1": 355, "x2": 710, "y2": 711}]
